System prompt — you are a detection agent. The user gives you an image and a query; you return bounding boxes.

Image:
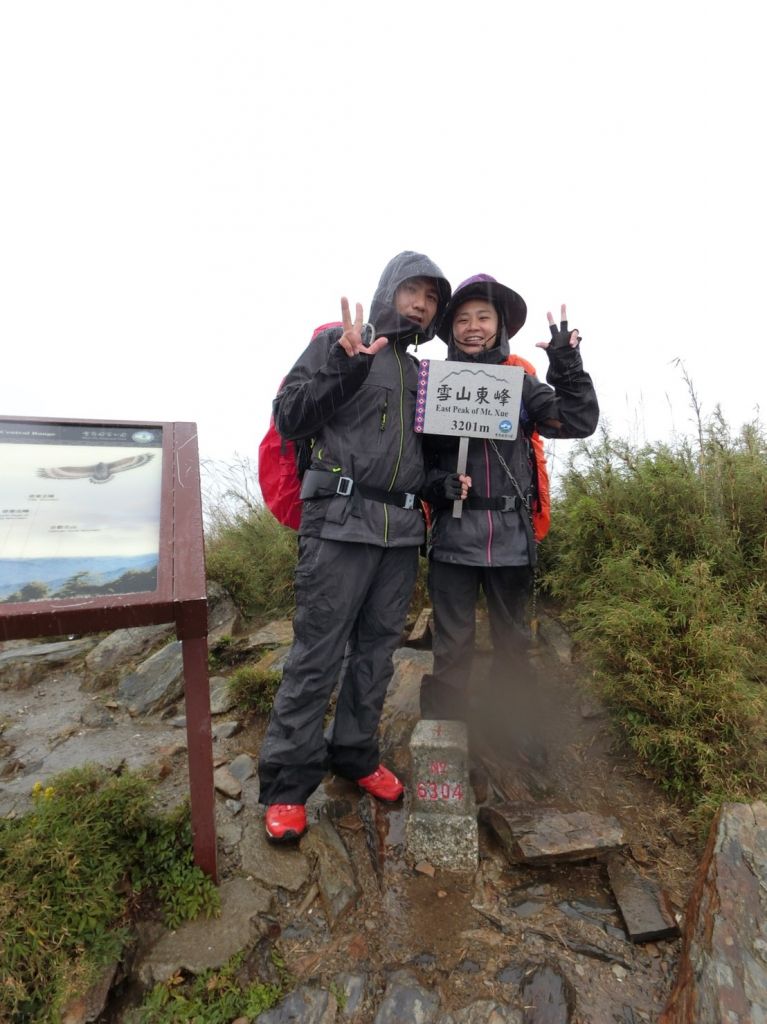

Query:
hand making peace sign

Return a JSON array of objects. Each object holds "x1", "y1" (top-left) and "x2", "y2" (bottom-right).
[
  {"x1": 337, "y1": 297, "x2": 389, "y2": 358},
  {"x1": 536, "y1": 304, "x2": 583, "y2": 351}
]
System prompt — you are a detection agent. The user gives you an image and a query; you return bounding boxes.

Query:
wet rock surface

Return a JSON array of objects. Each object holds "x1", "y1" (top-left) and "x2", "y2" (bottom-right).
[
  {"x1": 117, "y1": 639, "x2": 184, "y2": 715},
  {"x1": 479, "y1": 803, "x2": 625, "y2": 866},
  {"x1": 0, "y1": 601, "x2": 743, "y2": 1022},
  {"x1": 84, "y1": 623, "x2": 173, "y2": 677},
  {"x1": 520, "y1": 963, "x2": 575, "y2": 1023},
  {"x1": 0, "y1": 636, "x2": 97, "y2": 689},
  {"x1": 302, "y1": 815, "x2": 362, "y2": 927},
  {"x1": 137, "y1": 877, "x2": 273, "y2": 986},
  {"x1": 606, "y1": 853, "x2": 680, "y2": 944},
  {"x1": 660, "y1": 801, "x2": 767, "y2": 1023}
]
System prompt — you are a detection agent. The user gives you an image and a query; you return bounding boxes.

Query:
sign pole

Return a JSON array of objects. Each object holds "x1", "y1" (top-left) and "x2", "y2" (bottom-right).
[{"x1": 452, "y1": 436, "x2": 469, "y2": 519}]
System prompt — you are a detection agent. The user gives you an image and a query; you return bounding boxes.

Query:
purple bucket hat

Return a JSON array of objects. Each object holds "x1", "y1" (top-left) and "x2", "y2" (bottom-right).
[{"x1": 437, "y1": 273, "x2": 527, "y2": 343}]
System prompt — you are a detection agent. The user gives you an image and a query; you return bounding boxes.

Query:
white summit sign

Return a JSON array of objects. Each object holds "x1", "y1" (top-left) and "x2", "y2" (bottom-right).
[{"x1": 414, "y1": 359, "x2": 525, "y2": 440}]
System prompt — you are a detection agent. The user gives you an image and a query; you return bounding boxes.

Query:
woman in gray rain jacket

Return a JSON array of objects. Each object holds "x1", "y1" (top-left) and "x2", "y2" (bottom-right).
[
  {"x1": 258, "y1": 251, "x2": 450, "y2": 842},
  {"x1": 420, "y1": 274, "x2": 599, "y2": 725}
]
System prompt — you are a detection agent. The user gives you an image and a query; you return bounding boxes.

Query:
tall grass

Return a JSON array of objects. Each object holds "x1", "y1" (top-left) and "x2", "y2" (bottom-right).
[
  {"x1": 203, "y1": 456, "x2": 298, "y2": 618},
  {"x1": 541, "y1": 409, "x2": 767, "y2": 821},
  {"x1": 202, "y1": 454, "x2": 430, "y2": 622}
]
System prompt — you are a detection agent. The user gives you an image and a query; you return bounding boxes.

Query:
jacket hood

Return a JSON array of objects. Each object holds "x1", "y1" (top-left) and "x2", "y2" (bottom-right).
[
  {"x1": 438, "y1": 273, "x2": 527, "y2": 363},
  {"x1": 369, "y1": 251, "x2": 451, "y2": 344}
]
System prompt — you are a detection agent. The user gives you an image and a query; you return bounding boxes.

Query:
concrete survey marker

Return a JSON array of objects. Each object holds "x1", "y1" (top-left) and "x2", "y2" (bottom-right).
[{"x1": 406, "y1": 719, "x2": 478, "y2": 872}]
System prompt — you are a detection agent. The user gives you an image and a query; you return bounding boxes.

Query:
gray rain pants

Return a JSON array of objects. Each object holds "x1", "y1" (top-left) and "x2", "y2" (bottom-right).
[{"x1": 258, "y1": 536, "x2": 418, "y2": 806}]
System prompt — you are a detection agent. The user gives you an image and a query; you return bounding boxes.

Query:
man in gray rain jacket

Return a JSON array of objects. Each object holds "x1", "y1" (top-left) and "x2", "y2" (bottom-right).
[{"x1": 258, "y1": 251, "x2": 450, "y2": 842}]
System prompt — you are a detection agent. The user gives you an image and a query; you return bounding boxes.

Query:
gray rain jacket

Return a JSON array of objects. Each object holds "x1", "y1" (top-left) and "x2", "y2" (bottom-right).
[
  {"x1": 424, "y1": 322, "x2": 599, "y2": 567},
  {"x1": 274, "y1": 251, "x2": 450, "y2": 548}
]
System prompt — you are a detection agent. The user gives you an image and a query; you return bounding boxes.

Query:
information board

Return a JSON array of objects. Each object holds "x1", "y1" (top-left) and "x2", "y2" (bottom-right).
[
  {"x1": 414, "y1": 360, "x2": 525, "y2": 440},
  {"x1": 0, "y1": 421, "x2": 163, "y2": 603},
  {"x1": 0, "y1": 417, "x2": 216, "y2": 880}
]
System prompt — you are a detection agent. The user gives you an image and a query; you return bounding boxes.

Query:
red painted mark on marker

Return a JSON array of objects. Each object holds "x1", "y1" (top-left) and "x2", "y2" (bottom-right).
[
  {"x1": 430, "y1": 761, "x2": 448, "y2": 775},
  {"x1": 416, "y1": 781, "x2": 465, "y2": 801}
]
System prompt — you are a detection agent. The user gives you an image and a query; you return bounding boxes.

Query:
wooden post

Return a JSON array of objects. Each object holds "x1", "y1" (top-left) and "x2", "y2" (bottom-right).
[{"x1": 181, "y1": 634, "x2": 217, "y2": 881}]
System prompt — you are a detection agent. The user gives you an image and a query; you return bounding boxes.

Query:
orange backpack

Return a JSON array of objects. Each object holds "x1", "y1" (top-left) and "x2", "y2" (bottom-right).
[{"x1": 505, "y1": 354, "x2": 551, "y2": 542}]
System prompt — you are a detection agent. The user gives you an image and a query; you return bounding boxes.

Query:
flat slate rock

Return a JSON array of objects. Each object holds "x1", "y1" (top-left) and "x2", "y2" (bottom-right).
[
  {"x1": 520, "y1": 963, "x2": 575, "y2": 1023},
  {"x1": 239, "y1": 817, "x2": 311, "y2": 892},
  {"x1": 373, "y1": 970, "x2": 441, "y2": 1024},
  {"x1": 228, "y1": 753, "x2": 255, "y2": 783},
  {"x1": 212, "y1": 720, "x2": 242, "y2": 740},
  {"x1": 0, "y1": 637, "x2": 97, "y2": 688},
  {"x1": 301, "y1": 817, "x2": 360, "y2": 928},
  {"x1": 206, "y1": 581, "x2": 243, "y2": 641},
  {"x1": 117, "y1": 640, "x2": 184, "y2": 715},
  {"x1": 213, "y1": 765, "x2": 242, "y2": 799},
  {"x1": 660, "y1": 800, "x2": 767, "y2": 1023},
  {"x1": 138, "y1": 877, "x2": 272, "y2": 985},
  {"x1": 606, "y1": 853, "x2": 679, "y2": 943},
  {"x1": 332, "y1": 971, "x2": 368, "y2": 1019},
  {"x1": 480, "y1": 802, "x2": 625, "y2": 865},
  {"x1": 84, "y1": 624, "x2": 172, "y2": 675},
  {"x1": 209, "y1": 675, "x2": 238, "y2": 714},
  {"x1": 255, "y1": 985, "x2": 337, "y2": 1024},
  {"x1": 439, "y1": 1000, "x2": 522, "y2": 1023}
]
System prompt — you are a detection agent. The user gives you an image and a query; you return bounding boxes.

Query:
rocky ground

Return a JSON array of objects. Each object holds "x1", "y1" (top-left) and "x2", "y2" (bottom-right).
[{"x1": 0, "y1": 594, "x2": 709, "y2": 1023}]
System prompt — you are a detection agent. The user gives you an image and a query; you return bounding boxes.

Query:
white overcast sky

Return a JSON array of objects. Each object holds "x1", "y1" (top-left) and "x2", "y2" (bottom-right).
[{"x1": 2, "y1": 1, "x2": 765, "y2": 480}]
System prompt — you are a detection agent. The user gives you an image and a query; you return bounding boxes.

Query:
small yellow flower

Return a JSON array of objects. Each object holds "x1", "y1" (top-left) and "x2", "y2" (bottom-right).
[
  {"x1": 31, "y1": 781, "x2": 43, "y2": 798},
  {"x1": 43, "y1": 787, "x2": 55, "y2": 800}
]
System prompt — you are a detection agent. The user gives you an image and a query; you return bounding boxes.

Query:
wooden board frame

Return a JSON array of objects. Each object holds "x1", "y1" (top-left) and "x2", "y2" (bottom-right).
[{"x1": 0, "y1": 416, "x2": 217, "y2": 879}]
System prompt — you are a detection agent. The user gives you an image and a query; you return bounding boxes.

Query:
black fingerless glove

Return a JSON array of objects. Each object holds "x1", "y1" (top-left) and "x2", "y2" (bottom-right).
[
  {"x1": 547, "y1": 315, "x2": 582, "y2": 351},
  {"x1": 422, "y1": 473, "x2": 463, "y2": 503},
  {"x1": 441, "y1": 473, "x2": 464, "y2": 500},
  {"x1": 545, "y1": 315, "x2": 585, "y2": 384}
]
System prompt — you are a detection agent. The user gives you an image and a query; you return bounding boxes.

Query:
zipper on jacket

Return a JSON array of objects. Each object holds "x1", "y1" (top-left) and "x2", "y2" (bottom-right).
[
  {"x1": 387, "y1": 347, "x2": 405, "y2": 490},
  {"x1": 380, "y1": 397, "x2": 388, "y2": 432},
  {"x1": 384, "y1": 345, "x2": 407, "y2": 545}
]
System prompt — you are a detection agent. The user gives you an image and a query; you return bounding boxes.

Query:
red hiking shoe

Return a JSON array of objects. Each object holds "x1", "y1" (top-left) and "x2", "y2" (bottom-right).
[
  {"x1": 265, "y1": 804, "x2": 307, "y2": 843},
  {"x1": 357, "y1": 764, "x2": 404, "y2": 803}
]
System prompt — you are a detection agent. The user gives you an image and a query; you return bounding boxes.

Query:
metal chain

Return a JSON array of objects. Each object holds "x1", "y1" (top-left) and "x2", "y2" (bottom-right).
[{"x1": 488, "y1": 440, "x2": 530, "y2": 517}]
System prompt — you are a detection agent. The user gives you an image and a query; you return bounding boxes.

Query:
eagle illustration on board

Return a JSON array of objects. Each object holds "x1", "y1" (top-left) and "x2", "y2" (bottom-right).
[{"x1": 37, "y1": 453, "x2": 155, "y2": 484}]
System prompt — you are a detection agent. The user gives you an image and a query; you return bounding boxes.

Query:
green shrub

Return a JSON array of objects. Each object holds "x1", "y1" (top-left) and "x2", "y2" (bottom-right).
[
  {"x1": 0, "y1": 765, "x2": 219, "y2": 1023},
  {"x1": 228, "y1": 665, "x2": 282, "y2": 714},
  {"x1": 541, "y1": 416, "x2": 767, "y2": 820},
  {"x1": 205, "y1": 504, "x2": 298, "y2": 618},
  {"x1": 132, "y1": 952, "x2": 283, "y2": 1024}
]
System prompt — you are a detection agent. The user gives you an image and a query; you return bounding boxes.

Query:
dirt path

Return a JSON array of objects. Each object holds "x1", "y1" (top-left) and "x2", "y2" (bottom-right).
[
  {"x1": 1, "y1": 611, "x2": 701, "y2": 1021},
  {"x1": 199, "y1": 611, "x2": 700, "y2": 1022}
]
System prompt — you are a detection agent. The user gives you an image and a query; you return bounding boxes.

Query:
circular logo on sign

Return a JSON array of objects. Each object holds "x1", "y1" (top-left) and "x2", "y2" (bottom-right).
[
  {"x1": 131, "y1": 431, "x2": 156, "y2": 444},
  {"x1": 498, "y1": 420, "x2": 513, "y2": 434}
]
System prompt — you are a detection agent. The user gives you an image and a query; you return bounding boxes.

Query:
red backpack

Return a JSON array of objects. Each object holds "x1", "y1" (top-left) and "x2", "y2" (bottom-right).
[
  {"x1": 258, "y1": 322, "x2": 342, "y2": 530},
  {"x1": 505, "y1": 354, "x2": 551, "y2": 542}
]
